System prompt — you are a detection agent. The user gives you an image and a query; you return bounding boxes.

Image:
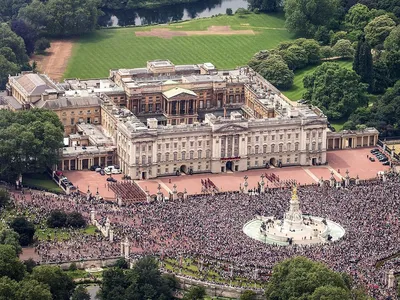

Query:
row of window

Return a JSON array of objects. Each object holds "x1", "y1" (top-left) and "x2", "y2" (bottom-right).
[{"x1": 62, "y1": 109, "x2": 99, "y2": 116}]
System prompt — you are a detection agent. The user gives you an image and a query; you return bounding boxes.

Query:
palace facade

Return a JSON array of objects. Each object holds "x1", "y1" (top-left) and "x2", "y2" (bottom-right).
[{"x1": 5, "y1": 60, "x2": 378, "y2": 179}]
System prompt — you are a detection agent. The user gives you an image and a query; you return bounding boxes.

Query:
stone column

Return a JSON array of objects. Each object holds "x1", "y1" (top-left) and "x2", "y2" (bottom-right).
[
  {"x1": 120, "y1": 240, "x2": 125, "y2": 256},
  {"x1": 157, "y1": 184, "x2": 163, "y2": 201},
  {"x1": 232, "y1": 135, "x2": 235, "y2": 157},
  {"x1": 117, "y1": 197, "x2": 122, "y2": 207},
  {"x1": 388, "y1": 270, "x2": 395, "y2": 288},
  {"x1": 183, "y1": 188, "x2": 188, "y2": 200},
  {"x1": 319, "y1": 177, "x2": 324, "y2": 187},
  {"x1": 243, "y1": 175, "x2": 249, "y2": 194},
  {"x1": 90, "y1": 210, "x2": 96, "y2": 225},
  {"x1": 105, "y1": 217, "x2": 110, "y2": 237},
  {"x1": 330, "y1": 171, "x2": 335, "y2": 188},
  {"x1": 124, "y1": 237, "x2": 130, "y2": 259},
  {"x1": 109, "y1": 229, "x2": 114, "y2": 242},
  {"x1": 260, "y1": 174, "x2": 265, "y2": 194},
  {"x1": 344, "y1": 170, "x2": 350, "y2": 187},
  {"x1": 355, "y1": 175, "x2": 360, "y2": 185},
  {"x1": 172, "y1": 184, "x2": 178, "y2": 200}
]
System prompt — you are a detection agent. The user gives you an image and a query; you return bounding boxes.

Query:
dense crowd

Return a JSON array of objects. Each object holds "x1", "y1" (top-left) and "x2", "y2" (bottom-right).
[{"x1": 11, "y1": 174, "x2": 400, "y2": 298}]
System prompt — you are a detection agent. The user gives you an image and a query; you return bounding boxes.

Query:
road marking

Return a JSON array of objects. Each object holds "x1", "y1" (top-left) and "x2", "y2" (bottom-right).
[
  {"x1": 302, "y1": 168, "x2": 319, "y2": 183},
  {"x1": 327, "y1": 166, "x2": 343, "y2": 180}
]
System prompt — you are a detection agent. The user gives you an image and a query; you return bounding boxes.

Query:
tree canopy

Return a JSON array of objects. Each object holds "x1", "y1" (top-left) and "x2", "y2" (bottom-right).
[
  {"x1": 10, "y1": 217, "x2": 35, "y2": 246},
  {"x1": 100, "y1": 256, "x2": 176, "y2": 300},
  {"x1": 32, "y1": 265, "x2": 75, "y2": 300},
  {"x1": 303, "y1": 62, "x2": 368, "y2": 120},
  {"x1": 254, "y1": 55, "x2": 294, "y2": 89},
  {"x1": 284, "y1": 0, "x2": 342, "y2": 37},
  {"x1": 364, "y1": 14, "x2": 396, "y2": 47},
  {"x1": 265, "y1": 256, "x2": 351, "y2": 300},
  {"x1": 0, "y1": 244, "x2": 25, "y2": 281},
  {"x1": 0, "y1": 109, "x2": 63, "y2": 181}
]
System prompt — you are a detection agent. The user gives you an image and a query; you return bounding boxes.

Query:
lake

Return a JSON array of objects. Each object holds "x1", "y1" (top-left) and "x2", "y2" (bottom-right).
[{"x1": 99, "y1": 0, "x2": 249, "y2": 27}]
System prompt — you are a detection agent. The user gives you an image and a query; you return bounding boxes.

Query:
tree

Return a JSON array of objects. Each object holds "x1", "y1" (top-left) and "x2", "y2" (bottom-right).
[
  {"x1": 372, "y1": 80, "x2": 400, "y2": 130},
  {"x1": 330, "y1": 31, "x2": 348, "y2": 46},
  {"x1": 0, "y1": 23, "x2": 28, "y2": 65},
  {"x1": 226, "y1": 8, "x2": 233, "y2": 15},
  {"x1": 383, "y1": 50, "x2": 400, "y2": 82},
  {"x1": 294, "y1": 38, "x2": 321, "y2": 64},
  {"x1": 240, "y1": 290, "x2": 257, "y2": 300},
  {"x1": 310, "y1": 285, "x2": 351, "y2": 300},
  {"x1": 248, "y1": 0, "x2": 281, "y2": 12},
  {"x1": 183, "y1": 286, "x2": 206, "y2": 300},
  {"x1": 320, "y1": 46, "x2": 335, "y2": 58},
  {"x1": 16, "y1": 278, "x2": 52, "y2": 300},
  {"x1": 71, "y1": 286, "x2": 90, "y2": 300},
  {"x1": 284, "y1": 0, "x2": 341, "y2": 37},
  {"x1": 280, "y1": 45, "x2": 308, "y2": 70},
  {"x1": 18, "y1": 0, "x2": 49, "y2": 31},
  {"x1": 365, "y1": 14, "x2": 396, "y2": 47},
  {"x1": 34, "y1": 37, "x2": 50, "y2": 54},
  {"x1": 303, "y1": 62, "x2": 368, "y2": 120},
  {"x1": 0, "y1": 109, "x2": 64, "y2": 180},
  {"x1": 0, "y1": 188, "x2": 10, "y2": 209},
  {"x1": 66, "y1": 212, "x2": 86, "y2": 228},
  {"x1": 344, "y1": 4, "x2": 372, "y2": 31},
  {"x1": 265, "y1": 256, "x2": 350, "y2": 300},
  {"x1": 10, "y1": 216, "x2": 35, "y2": 246},
  {"x1": 21, "y1": 0, "x2": 100, "y2": 37},
  {"x1": 384, "y1": 25, "x2": 400, "y2": 52},
  {"x1": 0, "y1": 0, "x2": 31, "y2": 22},
  {"x1": 353, "y1": 39, "x2": 374, "y2": 92},
  {"x1": 115, "y1": 258, "x2": 128, "y2": 269},
  {"x1": 23, "y1": 258, "x2": 37, "y2": 273},
  {"x1": 32, "y1": 265, "x2": 75, "y2": 300},
  {"x1": 11, "y1": 19, "x2": 37, "y2": 56},
  {"x1": 256, "y1": 55, "x2": 294, "y2": 89},
  {"x1": 0, "y1": 229, "x2": 22, "y2": 254},
  {"x1": 0, "y1": 244, "x2": 25, "y2": 281},
  {"x1": 47, "y1": 210, "x2": 67, "y2": 228},
  {"x1": 0, "y1": 276, "x2": 19, "y2": 299},
  {"x1": 332, "y1": 39, "x2": 355, "y2": 58},
  {"x1": 0, "y1": 54, "x2": 20, "y2": 89},
  {"x1": 372, "y1": 59, "x2": 391, "y2": 93},
  {"x1": 100, "y1": 257, "x2": 175, "y2": 300}
]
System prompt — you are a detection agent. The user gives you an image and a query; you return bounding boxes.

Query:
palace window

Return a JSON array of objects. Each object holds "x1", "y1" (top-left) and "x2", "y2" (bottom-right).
[
  {"x1": 182, "y1": 152, "x2": 186, "y2": 160},
  {"x1": 279, "y1": 144, "x2": 283, "y2": 152},
  {"x1": 198, "y1": 150, "x2": 202, "y2": 158},
  {"x1": 271, "y1": 144, "x2": 275, "y2": 152},
  {"x1": 174, "y1": 152, "x2": 177, "y2": 160}
]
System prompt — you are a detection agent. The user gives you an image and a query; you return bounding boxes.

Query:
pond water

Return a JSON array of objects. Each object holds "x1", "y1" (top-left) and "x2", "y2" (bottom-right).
[{"x1": 99, "y1": 0, "x2": 249, "y2": 27}]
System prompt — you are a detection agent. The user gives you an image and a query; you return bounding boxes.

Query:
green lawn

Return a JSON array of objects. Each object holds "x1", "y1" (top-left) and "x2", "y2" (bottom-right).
[
  {"x1": 35, "y1": 225, "x2": 98, "y2": 241},
  {"x1": 282, "y1": 59, "x2": 354, "y2": 101},
  {"x1": 330, "y1": 119, "x2": 347, "y2": 132},
  {"x1": 23, "y1": 173, "x2": 63, "y2": 193},
  {"x1": 64, "y1": 13, "x2": 294, "y2": 79}
]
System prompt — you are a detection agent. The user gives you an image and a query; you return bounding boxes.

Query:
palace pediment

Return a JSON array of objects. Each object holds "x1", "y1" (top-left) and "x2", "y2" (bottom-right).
[{"x1": 215, "y1": 124, "x2": 247, "y2": 133}]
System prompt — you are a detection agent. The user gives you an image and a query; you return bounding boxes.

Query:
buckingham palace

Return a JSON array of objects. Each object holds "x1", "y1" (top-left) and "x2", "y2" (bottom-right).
[{"x1": 5, "y1": 60, "x2": 378, "y2": 179}]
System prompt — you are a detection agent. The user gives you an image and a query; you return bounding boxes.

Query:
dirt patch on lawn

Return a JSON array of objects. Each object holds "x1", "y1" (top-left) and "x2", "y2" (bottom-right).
[
  {"x1": 135, "y1": 25, "x2": 255, "y2": 39},
  {"x1": 31, "y1": 40, "x2": 74, "y2": 82}
]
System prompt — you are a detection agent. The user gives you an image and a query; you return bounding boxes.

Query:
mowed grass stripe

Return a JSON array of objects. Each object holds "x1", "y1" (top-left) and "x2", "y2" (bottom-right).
[
  {"x1": 282, "y1": 59, "x2": 354, "y2": 101},
  {"x1": 64, "y1": 13, "x2": 294, "y2": 79}
]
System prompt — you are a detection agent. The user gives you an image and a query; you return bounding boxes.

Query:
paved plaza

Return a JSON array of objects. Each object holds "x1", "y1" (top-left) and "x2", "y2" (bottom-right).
[{"x1": 64, "y1": 148, "x2": 390, "y2": 199}]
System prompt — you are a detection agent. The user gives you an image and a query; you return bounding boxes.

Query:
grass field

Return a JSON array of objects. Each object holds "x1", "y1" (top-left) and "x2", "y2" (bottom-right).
[
  {"x1": 64, "y1": 13, "x2": 294, "y2": 79},
  {"x1": 282, "y1": 59, "x2": 353, "y2": 101},
  {"x1": 23, "y1": 173, "x2": 63, "y2": 193}
]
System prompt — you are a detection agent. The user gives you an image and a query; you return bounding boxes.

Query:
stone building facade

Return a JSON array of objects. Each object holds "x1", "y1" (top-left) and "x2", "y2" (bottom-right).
[{"x1": 5, "y1": 61, "x2": 379, "y2": 176}]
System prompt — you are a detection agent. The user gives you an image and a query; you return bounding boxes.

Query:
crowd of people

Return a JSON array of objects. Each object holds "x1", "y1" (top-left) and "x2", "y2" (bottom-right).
[{"x1": 10, "y1": 173, "x2": 400, "y2": 298}]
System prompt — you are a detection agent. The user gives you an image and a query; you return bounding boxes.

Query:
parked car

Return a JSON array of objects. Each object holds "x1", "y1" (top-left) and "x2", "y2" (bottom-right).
[
  {"x1": 112, "y1": 168, "x2": 122, "y2": 174},
  {"x1": 106, "y1": 177, "x2": 117, "y2": 182},
  {"x1": 90, "y1": 165, "x2": 100, "y2": 171},
  {"x1": 95, "y1": 167, "x2": 102, "y2": 172},
  {"x1": 369, "y1": 157, "x2": 375, "y2": 162},
  {"x1": 383, "y1": 161, "x2": 390, "y2": 165},
  {"x1": 100, "y1": 169, "x2": 105, "y2": 176},
  {"x1": 105, "y1": 168, "x2": 112, "y2": 175},
  {"x1": 370, "y1": 149, "x2": 379, "y2": 153}
]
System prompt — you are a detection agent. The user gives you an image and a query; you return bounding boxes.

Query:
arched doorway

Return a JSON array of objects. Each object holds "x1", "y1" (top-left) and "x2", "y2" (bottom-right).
[
  {"x1": 270, "y1": 158, "x2": 276, "y2": 166},
  {"x1": 226, "y1": 161, "x2": 234, "y2": 172},
  {"x1": 180, "y1": 165, "x2": 187, "y2": 174},
  {"x1": 312, "y1": 158, "x2": 317, "y2": 165}
]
